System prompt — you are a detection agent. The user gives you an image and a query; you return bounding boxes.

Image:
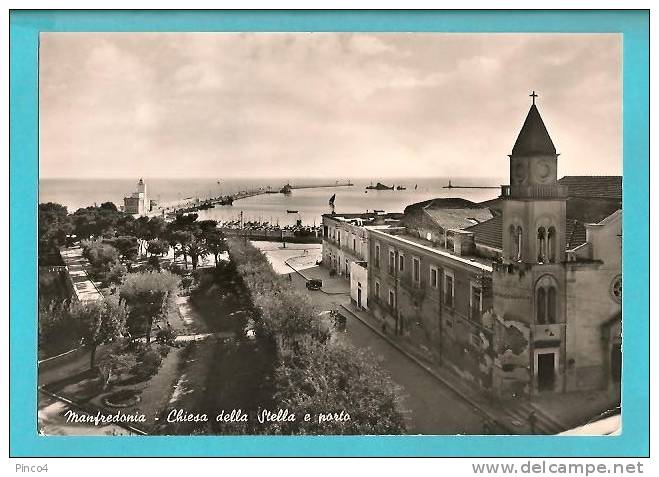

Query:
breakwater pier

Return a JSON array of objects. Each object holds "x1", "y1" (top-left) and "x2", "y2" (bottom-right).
[{"x1": 152, "y1": 180, "x2": 353, "y2": 217}]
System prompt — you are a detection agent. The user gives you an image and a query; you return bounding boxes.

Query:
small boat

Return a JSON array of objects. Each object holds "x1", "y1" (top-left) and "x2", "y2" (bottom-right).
[
  {"x1": 329, "y1": 194, "x2": 336, "y2": 206},
  {"x1": 373, "y1": 209, "x2": 385, "y2": 213},
  {"x1": 396, "y1": 185, "x2": 406, "y2": 190},
  {"x1": 415, "y1": 184, "x2": 418, "y2": 190},
  {"x1": 287, "y1": 210, "x2": 298, "y2": 214}
]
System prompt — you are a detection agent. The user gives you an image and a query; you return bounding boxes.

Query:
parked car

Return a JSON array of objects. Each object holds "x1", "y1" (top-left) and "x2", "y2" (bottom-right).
[{"x1": 305, "y1": 279, "x2": 322, "y2": 290}]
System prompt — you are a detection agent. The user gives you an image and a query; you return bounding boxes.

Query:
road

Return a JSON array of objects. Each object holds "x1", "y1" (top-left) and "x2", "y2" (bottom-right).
[{"x1": 286, "y1": 265, "x2": 486, "y2": 435}]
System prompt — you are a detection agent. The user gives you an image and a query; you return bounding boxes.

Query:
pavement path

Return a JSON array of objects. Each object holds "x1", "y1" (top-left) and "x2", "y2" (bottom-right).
[{"x1": 59, "y1": 246, "x2": 103, "y2": 302}]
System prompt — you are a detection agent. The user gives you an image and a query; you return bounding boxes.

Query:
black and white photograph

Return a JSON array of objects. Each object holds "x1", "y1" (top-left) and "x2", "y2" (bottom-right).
[{"x1": 36, "y1": 32, "x2": 622, "y2": 437}]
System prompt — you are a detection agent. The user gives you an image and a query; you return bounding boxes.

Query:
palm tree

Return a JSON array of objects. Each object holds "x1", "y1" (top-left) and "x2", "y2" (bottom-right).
[
  {"x1": 205, "y1": 230, "x2": 228, "y2": 265},
  {"x1": 169, "y1": 230, "x2": 194, "y2": 269},
  {"x1": 184, "y1": 239, "x2": 209, "y2": 270}
]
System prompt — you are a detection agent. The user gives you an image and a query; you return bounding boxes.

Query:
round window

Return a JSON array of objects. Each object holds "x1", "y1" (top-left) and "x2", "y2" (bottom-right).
[{"x1": 610, "y1": 275, "x2": 622, "y2": 304}]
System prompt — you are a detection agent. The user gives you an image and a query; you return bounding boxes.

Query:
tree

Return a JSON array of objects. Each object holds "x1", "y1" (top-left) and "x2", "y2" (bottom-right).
[
  {"x1": 97, "y1": 352, "x2": 137, "y2": 389},
  {"x1": 147, "y1": 238, "x2": 169, "y2": 257},
  {"x1": 107, "y1": 235, "x2": 139, "y2": 262},
  {"x1": 205, "y1": 230, "x2": 227, "y2": 265},
  {"x1": 132, "y1": 216, "x2": 151, "y2": 256},
  {"x1": 146, "y1": 217, "x2": 167, "y2": 253},
  {"x1": 169, "y1": 230, "x2": 194, "y2": 269},
  {"x1": 272, "y1": 341, "x2": 407, "y2": 435},
  {"x1": 119, "y1": 271, "x2": 179, "y2": 344},
  {"x1": 196, "y1": 219, "x2": 218, "y2": 235},
  {"x1": 68, "y1": 298, "x2": 127, "y2": 369},
  {"x1": 184, "y1": 239, "x2": 208, "y2": 270},
  {"x1": 38, "y1": 202, "x2": 73, "y2": 263},
  {"x1": 99, "y1": 201, "x2": 118, "y2": 212},
  {"x1": 81, "y1": 240, "x2": 120, "y2": 269},
  {"x1": 72, "y1": 206, "x2": 121, "y2": 239},
  {"x1": 38, "y1": 300, "x2": 80, "y2": 354},
  {"x1": 147, "y1": 255, "x2": 161, "y2": 271},
  {"x1": 105, "y1": 261, "x2": 127, "y2": 287}
]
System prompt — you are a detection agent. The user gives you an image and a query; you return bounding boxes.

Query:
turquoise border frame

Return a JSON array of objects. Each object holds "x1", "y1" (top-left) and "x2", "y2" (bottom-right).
[{"x1": 10, "y1": 10, "x2": 649, "y2": 457}]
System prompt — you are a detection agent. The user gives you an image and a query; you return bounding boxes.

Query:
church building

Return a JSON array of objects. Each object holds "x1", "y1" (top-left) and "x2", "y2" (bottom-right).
[{"x1": 365, "y1": 94, "x2": 622, "y2": 398}]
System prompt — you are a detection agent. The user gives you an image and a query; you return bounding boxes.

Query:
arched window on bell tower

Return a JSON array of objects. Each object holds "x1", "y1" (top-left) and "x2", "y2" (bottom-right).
[
  {"x1": 547, "y1": 226, "x2": 556, "y2": 263},
  {"x1": 536, "y1": 275, "x2": 559, "y2": 324},
  {"x1": 509, "y1": 225, "x2": 517, "y2": 260},
  {"x1": 536, "y1": 288, "x2": 546, "y2": 324},
  {"x1": 516, "y1": 226, "x2": 523, "y2": 261},
  {"x1": 547, "y1": 287, "x2": 557, "y2": 323},
  {"x1": 537, "y1": 227, "x2": 546, "y2": 263}
]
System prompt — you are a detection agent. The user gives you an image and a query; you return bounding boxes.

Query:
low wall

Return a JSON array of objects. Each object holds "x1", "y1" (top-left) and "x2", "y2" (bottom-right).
[
  {"x1": 222, "y1": 229, "x2": 321, "y2": 244},
  {"x1": 38, "y1": 347, "x2": 88, "y2": 386}
]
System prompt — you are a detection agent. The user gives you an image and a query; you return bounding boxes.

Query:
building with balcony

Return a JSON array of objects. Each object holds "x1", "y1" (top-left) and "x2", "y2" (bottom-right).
[
  {"x1": 365, "y1": 97, "x2": 622, "y2": 399},
  {"x1": 321, "y1": 212, "x2": 402, "y2": 278},
  {"x1": 321, "y1": 213, "x2": 402, "y2": 312}
]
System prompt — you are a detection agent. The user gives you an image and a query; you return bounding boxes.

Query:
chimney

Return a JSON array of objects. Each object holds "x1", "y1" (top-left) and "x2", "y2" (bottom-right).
[{"x1": 451, "y1": 230, "x2": 476, "y2": 256}]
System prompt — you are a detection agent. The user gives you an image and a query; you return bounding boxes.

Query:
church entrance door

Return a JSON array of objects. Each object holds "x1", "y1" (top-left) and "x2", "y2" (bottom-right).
[{"x1": 537, "y1": 353, "x2": 555, "y2": 391}]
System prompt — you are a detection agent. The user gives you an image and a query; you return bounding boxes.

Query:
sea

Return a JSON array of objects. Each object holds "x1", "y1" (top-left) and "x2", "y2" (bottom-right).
[{"x1": 39, "y1": 177, "x2": 505, "y2": 227}]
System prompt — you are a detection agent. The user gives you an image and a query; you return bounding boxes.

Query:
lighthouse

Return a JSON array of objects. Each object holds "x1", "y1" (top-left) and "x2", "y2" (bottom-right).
[{"x1": 123, "y1": 178, "x2": 150, "y2": 216}]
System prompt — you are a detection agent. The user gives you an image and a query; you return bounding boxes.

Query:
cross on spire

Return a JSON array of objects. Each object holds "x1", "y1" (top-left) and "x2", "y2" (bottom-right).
[{"x1": 530, "y1": 90, "x2": 538, "y2": 105}]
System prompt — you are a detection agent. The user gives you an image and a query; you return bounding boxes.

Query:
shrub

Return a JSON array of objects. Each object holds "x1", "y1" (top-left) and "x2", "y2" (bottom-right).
[
  {"x1": 81, "y1": 239, "x2": 120, "y2": 268},
  {"x1": 104, "y1": 261, "x2": 127, "y2": 287},
  {"x1": 155, "y1": 326, "x2": 176, "y2": 345},
  {"x1": 134, "y1": 346, "x2": 164, "y2": 380},
  {"x1": 180, "y1": 276, "x2": 194, "y2": 289},
  {"x1": 147, "y1": 255, "x2": 161, "y2": 271},
  {"x1": 225, "y1": 238, "x2": 407, "y2": 435},
  {"x1": 272, "y1": 340, "x2": 406, "y2": 435},
  {"x1": 97, "y1": 351, "x2": 137, "y2": 389}
]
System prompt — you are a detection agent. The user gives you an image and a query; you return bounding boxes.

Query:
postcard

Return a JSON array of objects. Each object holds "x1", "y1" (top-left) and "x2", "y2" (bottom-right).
[{"x1": 9, "y1": 10, "x2": 649, "y2": 458}]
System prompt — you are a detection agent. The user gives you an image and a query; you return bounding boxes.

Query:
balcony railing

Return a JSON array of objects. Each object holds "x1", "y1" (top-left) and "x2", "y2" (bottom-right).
[{"x1": 501, "y1": 184, "x2": 568, "y2": 199}]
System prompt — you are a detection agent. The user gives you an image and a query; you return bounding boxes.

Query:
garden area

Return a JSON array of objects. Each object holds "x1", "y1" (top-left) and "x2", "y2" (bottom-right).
[
  {"x1": 38, "y1": 201, "x2": 228, "y2": 432},
  {"x1": 38, "y1": 200, "x2": 407, "y2": 435}
]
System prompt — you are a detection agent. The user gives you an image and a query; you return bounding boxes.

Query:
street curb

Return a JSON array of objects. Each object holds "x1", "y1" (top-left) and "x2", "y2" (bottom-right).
[
  {"x1": 38, "y1": 386, "x2": 148, "y2": 436},
  {"x1": 530, "y1": 402, "x2": 569, "y2": 432},
  {"x1": 38, "y1": 346, "x2": 82, "y2": 365},
  {"x1": 339, "y1": 304, "x2": 517, "y2": 435}
]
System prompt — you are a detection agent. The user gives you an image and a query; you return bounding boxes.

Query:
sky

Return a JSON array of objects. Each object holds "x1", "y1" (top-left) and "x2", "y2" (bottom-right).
[{"x1": 39, "y1": 33, "x2": 621, "y2": 179}]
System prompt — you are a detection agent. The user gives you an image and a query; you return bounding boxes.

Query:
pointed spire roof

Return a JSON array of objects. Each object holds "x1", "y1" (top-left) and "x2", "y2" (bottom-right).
[{"x1": 511, "y1": 104, "x2": 556, "y2": 156}]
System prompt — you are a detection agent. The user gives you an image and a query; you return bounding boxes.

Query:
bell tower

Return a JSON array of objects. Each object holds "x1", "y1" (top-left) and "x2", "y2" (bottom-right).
[
  {"x1": 492, "y1": 93, "x2": 570, "y2": 397},
  {"x1": 502, "y1": 92, "x2": 567, "y2": 265}
]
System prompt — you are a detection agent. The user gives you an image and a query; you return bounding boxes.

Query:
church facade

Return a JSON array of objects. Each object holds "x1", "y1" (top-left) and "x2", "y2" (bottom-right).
[{"x1": 366, "y1": 98, "x2": 622, "y2": 398}]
